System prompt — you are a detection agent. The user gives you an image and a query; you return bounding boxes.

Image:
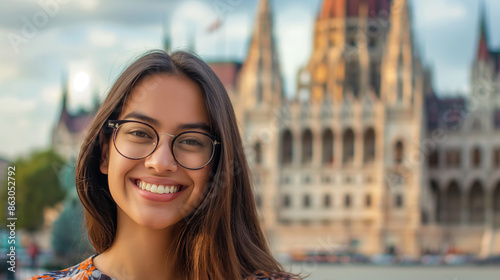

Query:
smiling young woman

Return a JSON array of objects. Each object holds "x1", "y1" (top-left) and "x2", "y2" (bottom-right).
[{"x1": 28, "y1": 50, "x2": 301, "y2": 280}]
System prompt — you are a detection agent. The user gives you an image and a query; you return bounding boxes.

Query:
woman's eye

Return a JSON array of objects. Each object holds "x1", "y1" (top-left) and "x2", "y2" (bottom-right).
[
  {"x1": 131, "y1": 130, "x2": 152, "y2": 138},
  {"x1": 180, "y1": 139, "x2": 202, "y2": 146}
]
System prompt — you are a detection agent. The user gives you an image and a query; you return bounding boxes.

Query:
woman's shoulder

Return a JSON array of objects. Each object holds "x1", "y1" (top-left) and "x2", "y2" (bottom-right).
[
  {"x1": 26, "y1": 255, "x2": 113, "y2": 280},
  {"x1": 247, "y1": 270, "x2": 302, "y2": 280}
]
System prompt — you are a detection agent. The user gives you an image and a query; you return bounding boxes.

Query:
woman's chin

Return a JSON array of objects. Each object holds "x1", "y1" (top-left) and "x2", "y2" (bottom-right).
[{"x1": 135, "y1": 218, "x2": 178, "y2": 230}]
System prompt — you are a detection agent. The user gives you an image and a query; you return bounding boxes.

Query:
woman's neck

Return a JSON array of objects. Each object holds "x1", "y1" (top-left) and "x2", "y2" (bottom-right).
[{"x1": 93, "y1": 210, "x2": 181, "y2": 280}]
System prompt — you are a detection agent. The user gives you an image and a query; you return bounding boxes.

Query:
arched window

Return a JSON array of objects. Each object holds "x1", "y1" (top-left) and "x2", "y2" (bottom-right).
[
  {"x1": 395, "y1": 194, "x2": 404, "y2": 208},
  {"x1": 303, "y1": 194, "x2": 311, "y2": 208},
  {"x1": 280, "y1": 130, "x2": 293, "y2": 165},
  {"x1": 283, "y1": 195, "x2": 291, "y2": 208},
  {"x1": 396, "y1": 52, "x2": 404, "y2": 103},
  {"x1": 428, "y1": 150, "x2": 439, "y2": 168},
  {"x1": 493, "y1": 148, "x2": 500, "y2": 168},
  {"x1": 469, "y1": 181, "x2": 485, "y2": 224},
  {"x1": 363, "y1": 128, "x2": 376, "y2": 164},
  {"x1": 444, "y1": 182, "x2": 461, "y2": 225},
  {"x1": 344, "y1": 194, "x2": 351, "y2": 208},
  {"x1": 254, "y1": 141, "x2": 262, "y2": 165},
  {"x1": 322, "y1": 129, "x2": 334, "y2": 165},
  {"x1": 370, "y1": 61, "x2": 381, "y2": 97},
  {"x1": 430, "y1": 180, "x2": 441, "y2": 223},
  {"x1": 394, "y1": 140, "x2": 404, "y2": 164},
  {"x1": 365, "y1": 194, "x2": 372, "y2": 207},
  {"x1": 342, "y1": 129, "x2": 355, "y2": 164},
  {"x1": 471, "y1": 147, "x2": 481, "y2": 168},
  {"x1": 344, "y1": 59, "x2": 360, "y2": 97},
  {"x1": 446, "y1": 149, "x2": 461, "y2": 168},
  {"x1": 301, "y1": 129, "x2": 313, "y2": 164},
  {"x1": 324, "y1": 194, "x2": 331, "y2": 208}
]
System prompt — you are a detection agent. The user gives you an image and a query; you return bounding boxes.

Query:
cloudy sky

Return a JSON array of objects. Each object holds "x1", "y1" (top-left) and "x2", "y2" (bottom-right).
[{"x1": 0, "y1": 0, "x2": 499, "y2": 160}]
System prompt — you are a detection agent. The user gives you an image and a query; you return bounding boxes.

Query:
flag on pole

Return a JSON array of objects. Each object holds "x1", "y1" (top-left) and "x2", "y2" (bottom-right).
[{"x1": 206, "y1": 18, "x2": 223, "y2": 33}]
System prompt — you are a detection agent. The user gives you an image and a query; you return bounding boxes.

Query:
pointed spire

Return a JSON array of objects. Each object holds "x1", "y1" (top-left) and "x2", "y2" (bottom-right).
[
  {"x1": 238, "y1": 0, "x2": 283, "y2": 107},
  {"x1": 318, "y1": 0, "x2": 345, "y2": 20},
  {"x1": 61, "y1": 71, "x2": 69, "y2": 114},
  {"x1": 477, "y1": 2, "x2": 489, "y2": 61},
  {"x1": 319, "y1": 0, "x2": 334, "y2": 19},
  {"x1": 318, "y1": 0, "x2": 392, "y2": 20},
  {"x1": 346, "y1": 0, "x2": 360, "y2": 17}
]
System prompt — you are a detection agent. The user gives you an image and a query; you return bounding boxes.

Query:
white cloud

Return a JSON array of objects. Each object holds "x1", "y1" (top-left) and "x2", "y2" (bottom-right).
[
  {"x1": 41, "y1": 85, "x2": 62, "y2": 105},
  {"x1": 0, "y1": 96, "x2": 36, "y2": 113},
  {"x1": 0, "y1": 116, "x2": 52, "y2": 159},
  {"x1": 77, "y1": 0, "x2": 100, "y2": 12},
  {"x1": 417, "y1": 0, "x2": 467, "y2": 26},
  {"x1": 88, "y1": 28, "x2": 118, "y2": 47},
  {"x1": 0, "y1": 63, "x2": 21, "y2": 84}
]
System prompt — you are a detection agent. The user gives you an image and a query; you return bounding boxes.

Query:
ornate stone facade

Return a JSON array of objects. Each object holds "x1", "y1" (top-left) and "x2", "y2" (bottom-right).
[
  {"x1": 422, "y1": 8, "x2": 500, "y2": 257},
  {"x1": 223, "y1": 0, "x2": 500, "y2": 257},
  {"x1": 52, "y1": 76, "x2": 97, "y2": 161}
]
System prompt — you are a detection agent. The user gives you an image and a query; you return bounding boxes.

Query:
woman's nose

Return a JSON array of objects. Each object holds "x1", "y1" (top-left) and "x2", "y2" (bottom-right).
[{"x1": 144, "y1": 138, "x2": 178, "y2": 173}]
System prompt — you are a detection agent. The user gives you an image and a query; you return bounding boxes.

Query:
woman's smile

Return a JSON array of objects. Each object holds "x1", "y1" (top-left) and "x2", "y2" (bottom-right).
[{"x1": 131, "y1": 178, "x2": 187, "y2": 203}]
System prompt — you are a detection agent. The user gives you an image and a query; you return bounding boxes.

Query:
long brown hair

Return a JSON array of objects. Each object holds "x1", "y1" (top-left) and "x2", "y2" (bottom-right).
[{"x1": 76, "y1": 50, "x2": 296, "y2": 279}]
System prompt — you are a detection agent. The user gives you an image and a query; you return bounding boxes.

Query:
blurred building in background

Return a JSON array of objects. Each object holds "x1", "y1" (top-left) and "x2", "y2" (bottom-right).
[
  {"x1": 52, "y1": 75, "x2": 98, "y2": 161},
  {"x1": 50, "y1": 0, "x2": 500, "y2": 258},
  {"x1": 213, "y1": 0, "x2": 500, "y2": 257},
  {"x1": 423, "y1": 7, "x2": 500, "y2": 258},
  {"x1": 230, "y1": 0, "x2": 426, "y2": 257}
]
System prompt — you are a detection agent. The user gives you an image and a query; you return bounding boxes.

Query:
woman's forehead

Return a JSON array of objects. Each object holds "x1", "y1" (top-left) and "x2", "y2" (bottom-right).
[{"x1": 120, "y1": 74, "x2": 210, "y2": 130}]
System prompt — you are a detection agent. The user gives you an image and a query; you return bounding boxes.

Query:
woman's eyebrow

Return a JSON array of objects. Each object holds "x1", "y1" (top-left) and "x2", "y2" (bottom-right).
[
  {"x1": 122, "y1": 112, "x2": 211, "y2": 133},
  {"x1": 176, "y1": 122, "x2": 211, "y2": 133},
  {"x1": 122, "y1": 112, "x2": 160, "y2": 127}
]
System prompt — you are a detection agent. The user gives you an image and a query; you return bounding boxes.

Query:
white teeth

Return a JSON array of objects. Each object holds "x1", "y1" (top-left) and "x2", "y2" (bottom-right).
[{"x1": 137, "y1": 180, "x2": 181, "y2": 195}]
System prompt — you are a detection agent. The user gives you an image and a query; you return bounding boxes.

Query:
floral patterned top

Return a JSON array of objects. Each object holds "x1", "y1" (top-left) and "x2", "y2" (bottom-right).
[
  {"x1": 27, "y1": 256, "x2": 299, "y2": 280},
  {"x1": 26, "y1": 256, "x2": 111, "y2": 280}
]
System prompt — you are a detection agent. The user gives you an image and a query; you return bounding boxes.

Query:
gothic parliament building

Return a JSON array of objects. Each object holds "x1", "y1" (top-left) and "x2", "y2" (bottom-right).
[{"x1": 52, "y1": 0, "x2": 500, "y2": 257}]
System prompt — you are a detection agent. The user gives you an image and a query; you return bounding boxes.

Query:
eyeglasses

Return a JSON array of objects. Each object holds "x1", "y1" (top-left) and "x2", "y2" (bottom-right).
[{"x1": 107, "y1": 120, "x2": 221, "y2": 170}]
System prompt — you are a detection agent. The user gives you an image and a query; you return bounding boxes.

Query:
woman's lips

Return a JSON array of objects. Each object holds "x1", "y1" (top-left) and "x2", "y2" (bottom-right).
[
  {"x1": 131, "y1": 178, "x2": 186, "y2": 202},
  {"x1": 135, "y1": 179, "x2": 182, "y2": 194}
]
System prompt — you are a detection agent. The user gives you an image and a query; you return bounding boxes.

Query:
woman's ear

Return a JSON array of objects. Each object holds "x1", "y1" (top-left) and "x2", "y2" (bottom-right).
[{"x1": 99, "y1": 130, "x2": 110, "y2": 175}]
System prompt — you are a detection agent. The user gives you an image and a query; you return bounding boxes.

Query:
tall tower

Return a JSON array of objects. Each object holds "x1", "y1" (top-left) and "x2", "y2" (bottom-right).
[
  {"x1": 276, "y1": 0, "x2": 424, "y2": 256},
  {"x1": 303, "y1": 0, "x2": 391, "y2": 103},
  {"x1": 237, "y1": 0, "x2": 283, "y2": 114},
  {"x1": 236, "y1": 0, "x2": 284, "y2": 245},
  {"x1": 379, "y1": 0, "x2": 424, "y2": 257},
  {"x1": 52, "y1": 73, "x2": 96, "y2": 161}
]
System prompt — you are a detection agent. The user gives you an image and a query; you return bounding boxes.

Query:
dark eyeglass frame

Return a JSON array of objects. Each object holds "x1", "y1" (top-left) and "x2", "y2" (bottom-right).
[{"x1": 107, "y1": 120, "x2": 221, "y2": 170}]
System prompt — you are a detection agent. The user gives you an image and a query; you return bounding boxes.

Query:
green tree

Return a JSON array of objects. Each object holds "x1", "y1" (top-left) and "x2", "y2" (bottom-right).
[{"x1": 1, "y1": 149, "x2": 66, "y2": 231}]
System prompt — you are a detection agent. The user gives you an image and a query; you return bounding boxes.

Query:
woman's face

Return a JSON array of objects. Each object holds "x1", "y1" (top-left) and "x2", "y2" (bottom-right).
[{"x1": 100, "y1": 74, "x2": 212, "y2": 229}]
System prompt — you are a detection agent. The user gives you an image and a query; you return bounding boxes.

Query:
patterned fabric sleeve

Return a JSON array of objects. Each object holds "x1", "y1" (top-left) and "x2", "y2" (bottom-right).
[{"x1": 26, "y1": 256, "x2": 114, "y2": 280}]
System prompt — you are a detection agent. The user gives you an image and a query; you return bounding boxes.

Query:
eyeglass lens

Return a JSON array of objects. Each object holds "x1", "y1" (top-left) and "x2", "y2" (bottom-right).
[{"x1": 113, "y1": 122, "x2": 215, "y2": 169}]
